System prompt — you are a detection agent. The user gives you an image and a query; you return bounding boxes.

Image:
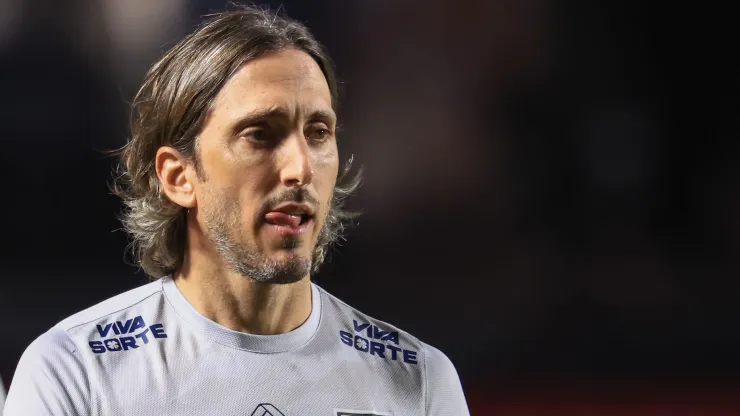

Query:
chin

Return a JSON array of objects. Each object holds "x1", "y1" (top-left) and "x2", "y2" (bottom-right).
[
  {"x1": 276, "y1": 235, "x2": 303, "y2": 250},
  {"x1": 266, "y1": 251, "x2": 312, "y2": 284},
  {"x1": 270, "y1": 248, "x2": 311, "y2": 265}
]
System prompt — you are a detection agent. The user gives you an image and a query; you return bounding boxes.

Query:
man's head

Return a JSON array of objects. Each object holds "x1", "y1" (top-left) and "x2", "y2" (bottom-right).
[{"x1": 114, "y1": 5, "x2": 360, "y2": 282}]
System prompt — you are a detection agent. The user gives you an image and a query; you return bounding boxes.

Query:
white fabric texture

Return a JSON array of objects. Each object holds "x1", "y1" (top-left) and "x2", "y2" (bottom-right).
[
  {"x1": 1, "y1": 374, "x2": 5, "y2": 416},
  {"x1": 4, "y1": 278, "x2": 469, "y2": 415}
]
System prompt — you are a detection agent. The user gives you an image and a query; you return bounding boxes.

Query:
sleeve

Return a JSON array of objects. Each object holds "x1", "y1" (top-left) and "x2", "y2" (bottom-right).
[
  {"x1": 424, "y1": 344, "x2": 470, "y2": 416},
  {"x1": 1, "y1": 374, "x2": 6, "y2": 416},
  {"x1": 3, "y1": 327, "x2": 90, "y2": 416}
]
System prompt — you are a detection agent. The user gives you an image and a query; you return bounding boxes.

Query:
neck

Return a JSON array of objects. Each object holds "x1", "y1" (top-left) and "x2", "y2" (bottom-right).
[{"x1": 173, "y1": 229, "x2": 312, "y2": 336}]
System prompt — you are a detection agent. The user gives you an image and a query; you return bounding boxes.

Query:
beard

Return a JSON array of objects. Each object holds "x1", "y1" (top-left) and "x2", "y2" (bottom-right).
[{"x1": 201, "y1": 188, "x2": 313, "y2": 285}]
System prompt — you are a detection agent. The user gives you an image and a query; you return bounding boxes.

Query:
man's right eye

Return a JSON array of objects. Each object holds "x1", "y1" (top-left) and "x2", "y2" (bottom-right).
[{"x1": 241, "y1": 127, "x2": 269, "y2": 142}]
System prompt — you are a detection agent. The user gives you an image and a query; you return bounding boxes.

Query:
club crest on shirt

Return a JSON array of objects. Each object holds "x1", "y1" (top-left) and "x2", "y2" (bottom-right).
[
  {"x1": 250, "y1": 403, "x2": 285, "y2": 415},
  {"x1": 334, "y1": 409, "x2": 393, "y2": 416}
]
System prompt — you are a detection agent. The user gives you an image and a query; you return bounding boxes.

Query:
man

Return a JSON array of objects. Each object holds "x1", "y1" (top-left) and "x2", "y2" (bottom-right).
[{"x1": 4, "y1": 5, "x2": 469, "y2": 415}]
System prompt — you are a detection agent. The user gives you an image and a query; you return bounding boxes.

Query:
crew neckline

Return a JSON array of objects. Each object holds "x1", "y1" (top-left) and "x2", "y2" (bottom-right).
[{"x1": 161, "y1": 276, "x2": 322, "y2": 353}]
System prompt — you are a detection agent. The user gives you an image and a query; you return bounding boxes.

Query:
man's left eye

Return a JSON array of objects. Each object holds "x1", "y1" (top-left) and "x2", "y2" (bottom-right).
[{"x1": 307, "y1": 127, "x2": 331, "y2": 142}]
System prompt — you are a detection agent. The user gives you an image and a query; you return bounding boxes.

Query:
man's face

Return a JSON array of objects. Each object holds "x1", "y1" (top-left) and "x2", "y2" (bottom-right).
[{"x1": 193, "y1": 49, "x2": 339, "y2": 283}]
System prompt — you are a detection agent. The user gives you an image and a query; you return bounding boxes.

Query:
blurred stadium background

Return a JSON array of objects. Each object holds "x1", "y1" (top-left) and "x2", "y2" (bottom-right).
[{"x1": 1, "y1": 0, "x2": 739, "y2": 414}]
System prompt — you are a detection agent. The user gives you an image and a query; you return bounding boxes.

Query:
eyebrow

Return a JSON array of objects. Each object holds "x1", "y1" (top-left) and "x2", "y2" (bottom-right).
[{"x1": 229, "y1": 107, "x2": 337, "y2": 135}]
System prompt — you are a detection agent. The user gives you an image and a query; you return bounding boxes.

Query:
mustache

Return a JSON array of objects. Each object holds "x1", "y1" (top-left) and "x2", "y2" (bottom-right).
[{"x1": 258, "y1": 188, "x2": 320, "y2": 217}]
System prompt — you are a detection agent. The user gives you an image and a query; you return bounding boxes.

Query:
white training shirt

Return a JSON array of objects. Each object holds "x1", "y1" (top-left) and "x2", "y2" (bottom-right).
[
  {"x1": 4, "y1": 277, "x2": 469, "y2": 415},
  {"x1": 1, "y1": 374, "x2": 5, "y2": 416}
]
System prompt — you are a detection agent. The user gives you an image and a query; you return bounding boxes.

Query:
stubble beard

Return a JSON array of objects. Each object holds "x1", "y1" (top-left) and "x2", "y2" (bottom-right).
[{"x1": 202, "y1": 193, "x2": 313, "y2": 285}]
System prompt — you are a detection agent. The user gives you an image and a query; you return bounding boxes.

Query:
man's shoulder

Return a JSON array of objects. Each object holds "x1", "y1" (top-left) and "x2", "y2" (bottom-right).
[
  {"x1": 315, "y1": 284, "x2": 430, "y2": 366},
  {"x1": 7, "y1": 280, "x2": 164, "y2": 410},
  {"x1": 19, "y1": 325, "x2": 79, "y2": 361},
  {"x1": 4, "y1": 326, "x2": 91, "y2": 415},
  {"x1": 56, "y1": 278, "x2": 164, "y2": 333},
  {"x1": 314, "y1": 284, "x2": 470, "y2": 414}
]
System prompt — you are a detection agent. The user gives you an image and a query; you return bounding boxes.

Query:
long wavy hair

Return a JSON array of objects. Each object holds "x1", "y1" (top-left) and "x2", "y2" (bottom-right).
[{"x1": 112, "y1": 5, "x2": 361, "y2": 279}]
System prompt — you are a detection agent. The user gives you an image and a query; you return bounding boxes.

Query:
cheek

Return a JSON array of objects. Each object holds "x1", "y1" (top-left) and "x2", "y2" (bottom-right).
[
  {"x1": 313, "y1": 143, "x2": 340, "y2": 181},
  {"x1": 316, "y1": 161, "x2": 339, "y2": 226},
  {"x1": 313, "y1": 153, "x2": 339, "y2": 202},
  {"x1": 198, "y1": 184, "x2": 233, "y2": 218},
  {"x1": 197, "y1": 183, "x2": 249, "y2": 222},
  {"x1": 237, "y1": 185, "x2": 268, "y2": 227}
]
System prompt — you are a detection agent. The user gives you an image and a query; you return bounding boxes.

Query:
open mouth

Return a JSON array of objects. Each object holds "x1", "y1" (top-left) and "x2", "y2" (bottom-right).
[
  {"x1": 264, "y1": 212, "x2": 312, "y2": 228},
  {"x1": 299, "y1": 214, "x2": 311, "y2": 226},
  {"x1": 293, "y1": 213, "x2": 312, "y2": 226},
  {"x1": 263, "y1": 204, "x2": 314, "y2": 237}
]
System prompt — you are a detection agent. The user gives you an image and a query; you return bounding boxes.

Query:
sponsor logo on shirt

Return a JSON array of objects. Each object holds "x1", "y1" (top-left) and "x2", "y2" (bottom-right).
[
  {"x1": 88, "y1": 315, "x2": 168, "y2": 354},
  {"x1": 338, "y1": 320, "x2": 418, "y2": 365},
  {"x1": 250, "y1": 403, "x2": 285, "y2": 416},
  {"x1": 334, "y1": 409, "x2": 393, "y2": 416}
]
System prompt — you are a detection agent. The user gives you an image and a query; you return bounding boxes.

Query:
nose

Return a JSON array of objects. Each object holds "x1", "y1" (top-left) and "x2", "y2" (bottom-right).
[{"x1": 279, "y1": 133, "x2": 314, "y2": 188}]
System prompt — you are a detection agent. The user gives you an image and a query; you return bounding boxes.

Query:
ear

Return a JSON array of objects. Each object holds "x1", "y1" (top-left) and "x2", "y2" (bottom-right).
[{"x1": 155, "y1": 146, "x2": 198, "y2": 209}]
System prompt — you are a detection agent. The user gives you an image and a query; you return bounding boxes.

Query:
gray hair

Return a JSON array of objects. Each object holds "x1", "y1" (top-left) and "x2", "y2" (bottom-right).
[{"x1": 112, "y1": 5, "x2": 361, "y2": 279}]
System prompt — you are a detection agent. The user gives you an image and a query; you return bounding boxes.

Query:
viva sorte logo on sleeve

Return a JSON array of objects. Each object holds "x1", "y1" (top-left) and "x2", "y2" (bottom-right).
[{"x1": 88, "y1": 315, "x2": 168, "y2": 354}]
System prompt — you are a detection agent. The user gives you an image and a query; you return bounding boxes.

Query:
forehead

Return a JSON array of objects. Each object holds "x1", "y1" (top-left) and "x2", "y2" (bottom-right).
[{"x1": 211, "y1": 48, "x2": 334, "y2": 120}]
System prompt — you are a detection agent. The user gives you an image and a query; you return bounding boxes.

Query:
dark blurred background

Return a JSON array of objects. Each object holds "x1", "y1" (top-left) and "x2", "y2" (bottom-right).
[{"x1": 1, "y1": 0, "x2": 739, "y2": 414}]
